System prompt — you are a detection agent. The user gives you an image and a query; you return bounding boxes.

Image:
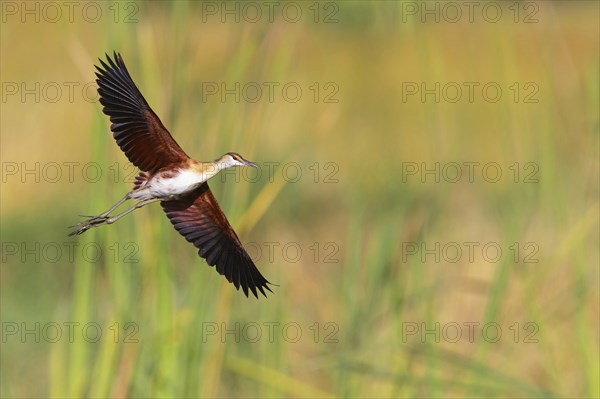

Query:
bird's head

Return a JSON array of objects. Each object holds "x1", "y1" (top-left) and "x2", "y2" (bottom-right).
[{"x1": 218, "y1": 152, "x2": 257, "y2": 170}]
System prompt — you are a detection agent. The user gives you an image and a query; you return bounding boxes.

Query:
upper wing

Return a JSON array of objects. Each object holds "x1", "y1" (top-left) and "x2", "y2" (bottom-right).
[
  {"x1": 95, "y1": 52, "x2": 189, "y2": 173},
  {"x1": 161, "y1": 183, "x2": 273, "y2": 298}
]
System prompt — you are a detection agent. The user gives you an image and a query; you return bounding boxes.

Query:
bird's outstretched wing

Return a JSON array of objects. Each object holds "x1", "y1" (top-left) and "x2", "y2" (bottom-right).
[
  {"x1": 96, "y1": 52, "x2": 189, "y2": 173},
  {"x1": 161, "y1": 183, "x2": 273, "y2": 298}
]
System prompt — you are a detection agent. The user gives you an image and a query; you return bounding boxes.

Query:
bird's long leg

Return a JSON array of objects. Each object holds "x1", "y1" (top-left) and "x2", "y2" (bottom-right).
[
  {"x1": 75, "y1": 192, "x2": 132, "y2": 222},
  {"x1": 88, "y1": 198, "x2": 161, "y2": 227},
  {"x1": 96, "y1": 192, "x2": 132, "y2": 218},
  {"x1": 68, "y1": 198, "x2": 160, "y2": 236}
]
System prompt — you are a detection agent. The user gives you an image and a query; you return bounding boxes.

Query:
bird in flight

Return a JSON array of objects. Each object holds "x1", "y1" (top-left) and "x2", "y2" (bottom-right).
[{"x1": 69, "y1": 52, "x2": 273, "y2": 298}]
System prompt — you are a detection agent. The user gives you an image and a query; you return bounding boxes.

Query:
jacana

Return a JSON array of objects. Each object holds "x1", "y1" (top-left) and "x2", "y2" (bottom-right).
[{"x1": 69, "y1": 52, "x2": 273, "y2": 298}]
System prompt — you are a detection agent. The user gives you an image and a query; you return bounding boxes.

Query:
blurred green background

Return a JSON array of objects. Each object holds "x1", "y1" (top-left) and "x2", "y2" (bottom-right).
[{"x1": 1, "y1": 1, "x2": 598, "y2": 398}]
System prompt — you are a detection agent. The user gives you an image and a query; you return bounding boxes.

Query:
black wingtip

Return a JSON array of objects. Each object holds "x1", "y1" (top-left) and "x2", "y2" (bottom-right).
[
  {"x1": 97, "y1": 52, "x2": 122, "y2": 67},
  {"x1": 238, "y1": 277, "x2": 274, "y2": 299},
  {"x1": 253, "y1": 280, "x2": 276, "y2": 299},
  {"x1": 101, "y1": 52, "x2": 111, "y2": 65}
]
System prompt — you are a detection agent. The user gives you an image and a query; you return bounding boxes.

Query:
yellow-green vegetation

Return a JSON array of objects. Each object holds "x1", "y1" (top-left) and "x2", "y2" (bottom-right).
[{"x1": 1, "y1": 2, "x2": 598, "y2": 398}]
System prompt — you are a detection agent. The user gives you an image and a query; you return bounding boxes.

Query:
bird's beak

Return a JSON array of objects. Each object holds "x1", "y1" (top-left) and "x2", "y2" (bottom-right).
[{"x1": 243, "y1": 159, "x2": 257, "y2": 167}]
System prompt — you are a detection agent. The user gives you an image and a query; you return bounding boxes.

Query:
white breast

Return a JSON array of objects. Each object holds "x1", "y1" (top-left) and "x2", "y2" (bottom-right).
[{"x1": 131, "y1": 169, "x2": 210, "y2": 200}]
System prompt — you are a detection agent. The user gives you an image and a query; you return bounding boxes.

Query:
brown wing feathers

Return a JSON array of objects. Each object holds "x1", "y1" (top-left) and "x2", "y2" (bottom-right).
[
  {"x1": 161, "y1": 183, "x2": 273, "y2": 298},
  {"x1": 95, "y1": 52, "x2": 189, "y2": 173}
]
